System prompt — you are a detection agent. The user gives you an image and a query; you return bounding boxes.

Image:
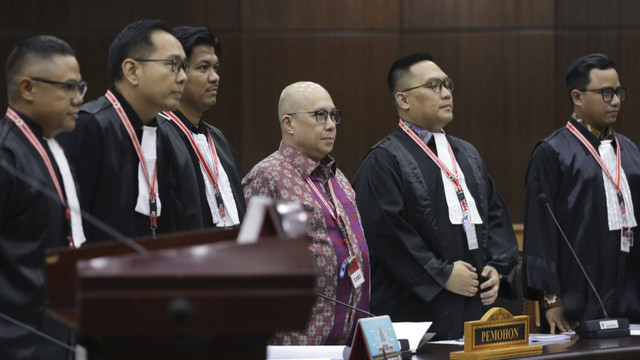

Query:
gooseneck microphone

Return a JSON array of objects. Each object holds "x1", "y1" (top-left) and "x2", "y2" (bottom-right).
[
  {"x1": 536, "y1": 193, "x2": 629, "y2": 338},
  {"x1": 316, "y1": 292, "x2": 375, "y2": 317}
]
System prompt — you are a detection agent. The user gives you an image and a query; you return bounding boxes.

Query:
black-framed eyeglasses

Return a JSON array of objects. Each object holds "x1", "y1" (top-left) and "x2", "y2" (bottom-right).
[
  {"x1": 287, "y1": 110, "x2": 343, "y2": 125},
  {"x1": 31, "y1": 77, "x2": 88, "y2": 97},
  {"x1": 402, "y1": 77, "x2": 454, "y2": 94},
  {"x1": 580, "y1": 86, "x2": 626, "y2": 102},
  {"x1": 133, "y1": 58, "x2": 189, "y2": 74}
]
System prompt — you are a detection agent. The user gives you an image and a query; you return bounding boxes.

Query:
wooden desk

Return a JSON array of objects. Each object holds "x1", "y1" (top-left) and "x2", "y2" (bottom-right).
[{"x1": 415, "y1": 336, "x2": 640, "y2": 360}]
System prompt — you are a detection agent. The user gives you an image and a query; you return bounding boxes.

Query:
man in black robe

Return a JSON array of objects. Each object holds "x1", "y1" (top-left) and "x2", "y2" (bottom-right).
[
  {"x1": 58, "y1": 20, "x2": 203, "y2": 242},
  {"x1": 523, "y1": 54, "x2": 640, "y2": 333},
  {"x1": 161, "y1": 26, "x2": 245, "y2": 228},
  {"x1": 353, "y1": 53, "x2": 518, "y2": 340},
  {"x1": 1, "y1": 35, "x2": 86, "y2": 360}
]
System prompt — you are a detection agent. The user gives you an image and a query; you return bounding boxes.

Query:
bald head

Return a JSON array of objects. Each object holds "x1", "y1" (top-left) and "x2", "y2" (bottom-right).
[{"x1": 278, "y1": 81, "x2": 331, "y2": 119}]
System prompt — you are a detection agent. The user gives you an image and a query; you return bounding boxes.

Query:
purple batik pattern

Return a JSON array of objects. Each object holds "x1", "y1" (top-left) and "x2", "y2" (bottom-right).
[{"x1": 242, "y1": 142, "x2": 370, "y2": 345}]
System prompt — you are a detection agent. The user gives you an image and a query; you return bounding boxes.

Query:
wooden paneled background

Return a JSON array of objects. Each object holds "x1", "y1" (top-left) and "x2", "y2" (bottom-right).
[{"x1": 2, "y1": 0, "x2": 640, "y2": 222}]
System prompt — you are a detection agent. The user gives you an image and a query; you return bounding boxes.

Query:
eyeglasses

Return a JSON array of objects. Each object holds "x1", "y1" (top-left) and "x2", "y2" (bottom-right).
[
  {"x1": 133, "y1": 58, "x2": 189, "y2": 74},
  {"x1": 287, "y1": 110, "x2": 343, "y2": 125},
  {"x1": 402, "y1": 77, "x2": 454, "y2": 94},
  {"x1": 580, "y1": 86, "x2": 626, "y2": 102},
  {"x1": 31, "y1": 77, "x2": 88, "y2": 97}
]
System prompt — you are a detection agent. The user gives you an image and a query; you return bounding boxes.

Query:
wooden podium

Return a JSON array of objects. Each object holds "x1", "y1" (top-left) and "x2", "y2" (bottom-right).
[{"x1": 45, "y1": 228, "x2": 316, "y2": 359}]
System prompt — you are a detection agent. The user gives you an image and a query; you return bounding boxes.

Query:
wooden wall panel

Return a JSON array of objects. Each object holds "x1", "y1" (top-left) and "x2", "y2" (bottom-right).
[
  {"x1": 70, "y1": 0, "x2": 238, "y2": 31},
  {"x1": 241, "y1": 0, "x2": 399, "y2": 30},
  {"x1": 556, "y1": 0, "x2": 620, "y2": 27},
  {"x1": 402, "y1": 0, "x2": 555, "y2": 29}
]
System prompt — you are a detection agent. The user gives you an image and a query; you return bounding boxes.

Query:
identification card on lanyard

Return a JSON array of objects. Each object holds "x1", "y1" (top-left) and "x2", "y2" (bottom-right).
[
  {"x1": 567, "y1": 121, "x2": 633, "y2": 253},
  {"x1": 399, "y1": 120, "x2": 479, "y2": 250},
  {"x1": 306, "y1": 176, "x2": 363, "y2": 289}
]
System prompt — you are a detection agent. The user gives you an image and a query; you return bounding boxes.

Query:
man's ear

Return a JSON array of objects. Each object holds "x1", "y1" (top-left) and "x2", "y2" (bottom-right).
[
  {"x1": 395, "y1": 92, "x2": 410, "y2": 111},
  {"x1": 18, "y1": 77, "x2": 36, "y2": 102},
  {"x1": 571, "y1": 89, "x2": 583, "y2": 108},
  {"x1": 121, "y1": 59, "x2": 140, "y2": 86},
  {"x1": 281, "y1": 115, "x2": 294, "y2": 135}
]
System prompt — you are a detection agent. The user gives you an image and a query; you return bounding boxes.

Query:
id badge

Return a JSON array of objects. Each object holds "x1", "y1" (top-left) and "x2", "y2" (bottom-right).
[
  {"x1": 463, "y1": 216, "x2": 479, "y2": 250},
  {"x1": 347, "y1": 255, "x2": 365, "y2": 289},
  {"x1": 621, "y1": 227, "x2": 633, "y2": 253}
]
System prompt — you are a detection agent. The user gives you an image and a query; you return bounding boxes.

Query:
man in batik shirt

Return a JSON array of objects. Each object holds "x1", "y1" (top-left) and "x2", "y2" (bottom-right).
[{"x1": 243, "y1": 81, "x2": 370, "y2": 345}]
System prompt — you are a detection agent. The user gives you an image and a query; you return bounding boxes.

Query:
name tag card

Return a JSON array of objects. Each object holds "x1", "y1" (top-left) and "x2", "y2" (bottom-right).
[
  {"x1": 450, "y1": 307, "x2": 542, "y2": 360},
  {"x1": 348, "y1": 315, "x2": 402, "y2": 360}
]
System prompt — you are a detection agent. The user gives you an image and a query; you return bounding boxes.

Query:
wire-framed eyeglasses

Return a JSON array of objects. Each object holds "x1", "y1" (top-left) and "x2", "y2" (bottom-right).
[
  {"x1": 31, "y1": 77, "x2": 88, "y2": 97},
  {"x1": 287, "y1": 109, "x2": 343, "y2": 125},
  {"x1": 402, "y1": 77, "x2": 454, "y2": 94},
  {"x1": 133, "y1": 57, "x2": 189, "y2": 74}
]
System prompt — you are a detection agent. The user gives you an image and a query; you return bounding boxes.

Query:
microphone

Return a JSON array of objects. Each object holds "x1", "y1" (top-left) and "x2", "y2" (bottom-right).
[
  {"x1": 316, "y1": 292, "x2": 375, "y2": 317},
  {"x1": 536, "y1": 193, "x2": 629, "y2": 338},
  {"x1": 0, "y1": 311, "x2": 86, "y2": 359},
  {"x1": 0, "y1": 158, "x2": 148, "y2": 254}
]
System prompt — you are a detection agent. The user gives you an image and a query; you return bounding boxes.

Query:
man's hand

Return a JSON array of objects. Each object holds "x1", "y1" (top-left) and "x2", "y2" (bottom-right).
[
  {"x1": 479, "y1": 265, "x2": 500, "y2": 305},
  {"x1": 545, "y1": 306, "x2": 579, "y2": 333},
  {"x1": 445, "y1": 261, "x2": 478, "y2": 297}
]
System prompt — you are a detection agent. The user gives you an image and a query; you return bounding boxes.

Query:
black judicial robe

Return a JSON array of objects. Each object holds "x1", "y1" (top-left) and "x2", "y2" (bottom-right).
[
  {"x1": 353, "y1": 127, "x2": 518, "y2": 340},
  {"x1": 166, "y1": 110, "x2": 246, "y2": 227},
  {"x1": 523, "y1": 117, "x2": 640, "y2": 328},
  {"x1": 57, "y1": 89, "x2": 203, "y2": 242},
  {"x1": 0, "y1": 112, "x2": 73, "y2": 360}
]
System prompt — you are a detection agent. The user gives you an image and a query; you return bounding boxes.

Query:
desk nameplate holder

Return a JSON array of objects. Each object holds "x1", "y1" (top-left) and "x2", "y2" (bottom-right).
[{"x1": 450, "y1": 308, "x2": 542, "y2": 360}]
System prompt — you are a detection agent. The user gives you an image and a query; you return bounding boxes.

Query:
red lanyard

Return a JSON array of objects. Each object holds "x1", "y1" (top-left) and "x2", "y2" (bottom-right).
[
  {"x1": 567, "y1": 121, "x2": 628, "y2": 219},
  {"x1": 162, "y1": 111, "x2": 226, "y2": 219},
  {"x1": 105, "y1": 90, "x2": 159, "y2": 233},
  {"x1": 6, "y1": 108, "x2": 73, "y2": 247},
  {"x1": 399, "y1": 119, "x2": 470, "y2": 214},
  {"x1": 305, "y1": 176, "x2": 354, "y2": 252}
]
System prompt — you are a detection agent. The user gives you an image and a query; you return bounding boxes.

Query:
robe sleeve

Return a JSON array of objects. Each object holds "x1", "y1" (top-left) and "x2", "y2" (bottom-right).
[
  {"x1": 353, "y1": 148, "x2": 453, "y2": 303},
  {"x1": 483, "y1": 172, "x2": 519, "y2": 299},
  {"x1": 523, "y1": 141, "x2": 562, "y2": 299}
]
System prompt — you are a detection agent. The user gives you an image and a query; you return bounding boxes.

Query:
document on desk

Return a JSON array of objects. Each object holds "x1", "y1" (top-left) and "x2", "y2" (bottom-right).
[
  {"x1": 392, "y1": 321, "x2": 433, "y2": 352},
  {"x1": 630, "y1": 323, "x2": 640, "y2": 336},
  {"x1": 529, "y1": 333, "x2": 571, "y2": 345},
  {"x1": 266, "y1": 345, "x2": 346, "y2": 360},
  {"x1": 429, "y1": 333, "x2": 571, "y2": 347}
]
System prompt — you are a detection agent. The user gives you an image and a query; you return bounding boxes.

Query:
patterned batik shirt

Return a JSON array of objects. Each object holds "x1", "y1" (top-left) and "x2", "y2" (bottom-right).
[{"x1": 242, "y1": 141, "x2": 370, "y2": 345}]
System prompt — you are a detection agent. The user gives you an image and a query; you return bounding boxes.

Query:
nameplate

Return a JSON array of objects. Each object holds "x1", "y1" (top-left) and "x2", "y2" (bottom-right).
[{"x1": 450, "y1": 307, "x2": 542, "y2": 360}]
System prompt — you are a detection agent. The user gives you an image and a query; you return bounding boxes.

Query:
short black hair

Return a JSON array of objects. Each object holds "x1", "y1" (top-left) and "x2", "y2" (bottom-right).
[
  {"x1": 387, "y1": 52, "x2": 434, "y2": 99},
  {"x1": 173, "y1": 26, "x2": 222, "y2": 59},
  {"x1": 108, "y1": 19, "x2": 174, "y2": 81},
  {"x1": 5, "y1": 35, "x2": 75, "y2": 96},
  {"x1": 565, "y1": 53, "x2": 616, "y2": 107}
]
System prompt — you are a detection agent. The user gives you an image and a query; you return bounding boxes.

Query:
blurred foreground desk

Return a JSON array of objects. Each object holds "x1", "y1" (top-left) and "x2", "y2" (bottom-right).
[{"x1": 415, "y1": 335, "x2": 640, "y2": 360}]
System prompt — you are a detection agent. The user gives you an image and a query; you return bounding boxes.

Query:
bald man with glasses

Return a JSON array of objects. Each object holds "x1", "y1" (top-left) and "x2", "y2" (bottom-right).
[
  {"x1": 243, "y1": 81, "x2": 370, "y2": 345},
  {"x1": 57, "y1": 19, "x2": 203, "y2": 243},
  {"x1": 353, "y1": 53, "x2": 518, "y2": 341}
]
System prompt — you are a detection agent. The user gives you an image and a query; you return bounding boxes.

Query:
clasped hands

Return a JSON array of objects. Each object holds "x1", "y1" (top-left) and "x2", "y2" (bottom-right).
[{"x1": 444, "y1": 261, "x2": 500, "y2": 306}]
